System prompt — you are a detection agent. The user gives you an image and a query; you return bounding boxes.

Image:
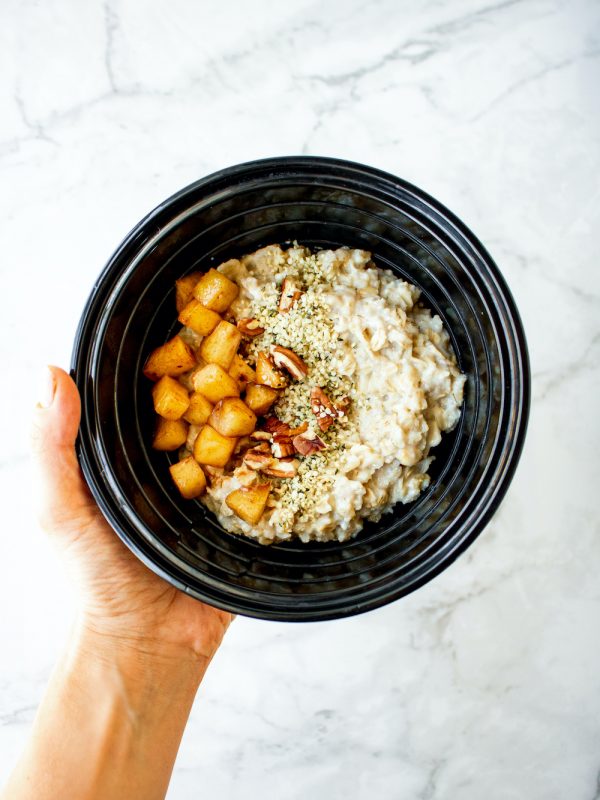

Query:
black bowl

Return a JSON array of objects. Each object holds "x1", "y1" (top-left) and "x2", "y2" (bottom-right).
[{"x1": 72, "y1": 157, "x2": 530, "y2": 621}]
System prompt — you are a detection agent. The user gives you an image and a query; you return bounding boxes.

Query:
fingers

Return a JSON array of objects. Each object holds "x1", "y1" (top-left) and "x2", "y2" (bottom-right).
[
  {"x1": 30, "y1": 367, "x2": 93, "y2": 538},
  {"x1": 32, "y1": 366, "x2": 80, "y2": 449}
]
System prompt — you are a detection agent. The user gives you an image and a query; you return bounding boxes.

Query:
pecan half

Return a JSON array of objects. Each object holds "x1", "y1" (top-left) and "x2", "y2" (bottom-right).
[
  {"x1": 278, "y1": 277, "x2": 302, "y2": 312},
  {"x1": 293, "y1": 431, "x2": 326, "y2": 456},
  {"x1": 263, "y1": 458, "x2": 299, "y2": 478},
  {"x1": 237, "y1": 317, "x2": 265, "y2": 337},
  {"x1": 271, "y1": 346, "x2": 308, "y2": 380}
]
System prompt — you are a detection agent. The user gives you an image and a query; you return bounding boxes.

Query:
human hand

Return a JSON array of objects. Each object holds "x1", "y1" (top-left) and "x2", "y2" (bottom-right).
[
  {"x1": 31, "y1": 366, "x2": 234, "y2": 665},
  {"x1": 0, "y1": 366, "x2": 233, "y2": 800}
]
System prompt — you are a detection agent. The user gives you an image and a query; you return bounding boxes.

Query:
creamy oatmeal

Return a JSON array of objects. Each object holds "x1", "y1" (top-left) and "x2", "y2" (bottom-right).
[{"x1": 144, "y1": 244, "x2": 465, "y2": 545}]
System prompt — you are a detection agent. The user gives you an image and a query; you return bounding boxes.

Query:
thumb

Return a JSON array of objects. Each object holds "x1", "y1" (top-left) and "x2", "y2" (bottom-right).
[{"x1": 30, "y1": 366, "x2": 94, "y2": 538}]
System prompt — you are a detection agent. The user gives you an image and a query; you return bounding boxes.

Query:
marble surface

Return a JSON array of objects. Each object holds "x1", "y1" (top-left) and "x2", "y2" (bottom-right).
[{"x1": 1, "y1": 0, "x2": 599, "y2": 797}]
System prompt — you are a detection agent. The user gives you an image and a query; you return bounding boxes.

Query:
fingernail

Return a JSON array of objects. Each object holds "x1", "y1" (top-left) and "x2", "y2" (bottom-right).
[{"x1": 38, "y1": 367, "x2": 56, "y2": 408}]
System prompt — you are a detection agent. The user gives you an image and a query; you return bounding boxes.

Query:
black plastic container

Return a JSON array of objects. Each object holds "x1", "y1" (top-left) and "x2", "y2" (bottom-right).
[{"x1": 72, "y1": 157, "x2": 530, "y2": 621}]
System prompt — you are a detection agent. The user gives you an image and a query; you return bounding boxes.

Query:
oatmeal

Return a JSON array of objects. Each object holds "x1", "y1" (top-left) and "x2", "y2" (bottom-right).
[{"x1": 144, "y1": 244, "x2": 465, "y2": 545}]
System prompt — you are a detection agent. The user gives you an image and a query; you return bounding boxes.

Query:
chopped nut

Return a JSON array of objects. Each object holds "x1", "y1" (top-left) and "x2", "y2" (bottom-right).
[
  {"x1": 243, "y1": 444, "x2": 275, "y2": 471},
  {"x1": 243, "y1": 453, "x2": 274, "y2": 470},
  {"x1": 310, "y1": 386, "x2": 338, "y2": 431},
  {"x1": 316, "y1": 416, "x2": 334, "y2": 432},
  {"x1": 293, "y1": 431, "x2": 326, "y2": 456},
  {"x1": 233, "y1": 464, "x2": 260, "y2": 486},
  {"x1": 234, "y1": 435, "x2": 253, "y2": 454},
  {"x1": 263, "y1": 416, "x2": 291, "y2": 435},
  {"x1": 261, "y1": 418, "x2": 308, "y2": 438},
  {"x1": 204, "y1": 465, "x2": 225, "y2": 482},
  {"x1": 249, "y1": 442, "x2": 271, "y2": 454},
  {"x1": 264, "y1": 458, "x2": 299, "y2": 478},
  {"x1": 237, "y1": 317, "x2": 265, "y2": 337},
  {"x1": 243, "y1": 442, "x2": 298, "y2": 476},
  {"x1": 335, "y1": 396, "x2": 351, "y2": 417},
  {"x1": 271, "y1": 438, "x2": 295, "y2": 458},
  {"x1": 250, "y1": 430, "x2": 273, "y2": 441},
  {"x1": 271, "y1": 346, "x2": 308, "y2": 380},
  {"x1": 287, "y1": 421, "x2": 309, "y2": 436},
  {"x1": 278, "y1": 277, "x2": 302, "y2": 312}
]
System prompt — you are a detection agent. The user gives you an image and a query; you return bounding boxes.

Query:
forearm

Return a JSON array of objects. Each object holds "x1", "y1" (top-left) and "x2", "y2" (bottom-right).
[{"x1": 1, "y1": 621, "x2": 207, "y2": 800}]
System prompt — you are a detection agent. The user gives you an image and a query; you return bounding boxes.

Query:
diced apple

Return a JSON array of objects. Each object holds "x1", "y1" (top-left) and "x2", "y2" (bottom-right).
[
  {"x1": 229, "y1": 353, "x2": 256, "y2": 390},
  {"x1": 244, "y1": 383, "x2": 279, "y2": 416},
  {"x1": 178, "y1": 300, "x2": 221, "y2": 337},
  {"x1": 225, "y1": 484, "x2": 271, "y2": 525},
  {"x1": 183, "y1": 391, "x2": 214, "y2": 425},
  {"x1": 169, "y1": 456, "x2": 207, "y2": 499},
  {"x1": 143, "y1": 336, "x2": 197, "y2": 381},
  {"x1": 193, "y1": 268, "x2": 239, "y2": 312},
  {"x1": 209, "y1": 397, "x2": 257, "y2": 437},
  {"x1": 175, "y1": 271, "x2": 203, "y2": 312},
  {"x1": 193, "y1": 425, "x2": 237, "y2": 467},
  {"x1": 152, "y1": 417, "x2": 188, "y2": 451},
  {"x1": 152, "y1": 376, "x2": 190, "y2": 420},
  {"x1": 191, "y1": 363, "x2": 240, "y2": 404},
  {"x1": 198, "y1": 320, "x2": 241, "y2": 370},
  {"x1": 255, "y1": 351, "x2": 287, "y2": 389}
]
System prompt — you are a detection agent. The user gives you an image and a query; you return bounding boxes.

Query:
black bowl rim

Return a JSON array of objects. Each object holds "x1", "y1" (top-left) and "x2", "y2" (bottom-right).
[{"x1": 71, "y1": 155, "x2": 531, "y2": 621}]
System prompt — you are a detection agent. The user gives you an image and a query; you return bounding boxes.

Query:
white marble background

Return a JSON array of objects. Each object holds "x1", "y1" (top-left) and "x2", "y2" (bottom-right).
[{"x1": 1, "y1": 0, "x2": 599, "y2": 797}]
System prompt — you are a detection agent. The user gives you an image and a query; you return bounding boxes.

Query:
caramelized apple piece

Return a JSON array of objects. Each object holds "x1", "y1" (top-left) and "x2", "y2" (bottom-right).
[
  {"x1": 178, "y1": 300, "x2": 221, "y2": 336},
  {"x1": 229, "y1": 353, "x2": 256, "y2": 390},
  {"x1": 191, "y1": 363, "x2": 240, "y2": 404},
  {"x1": 198, "y1": 320, "x2": 241, "y2": 370},
  {"x1": 152, "y1": 376, "x2": 190, "y2": 420},
  {"x1": 175, "y1": 271, "x2": 203, "y2": 312},
  {"x1": 152, "y1": 417, "x2": 188, "y2": 451},
  {"x1": 183, "y1": 391, "x2": 214, "y2": 426},
  {"x1": 193, "y1": 268, "x2": 239, "y2": 312},
  {"x1": 225, "y1": 483, "x2": 271, "y2": 525},
  {"x1": 209, "y1": 397, "x2": 257, "y2": 437},
  {"x1": 169, "y1": 456, "x2": 207, "y2": 499},
  {"x1": 244, "y1": 383, "x2": 279, "y2": 416},
  {"x1": 143, "y1": 336, "x2": 197, "y2": 381},
  {"x1": 255, "y1": 351, "x2": 287, "y2": 389},
  {"x1": 193, "y1": 425, "x2": 237, "y2": 467}
]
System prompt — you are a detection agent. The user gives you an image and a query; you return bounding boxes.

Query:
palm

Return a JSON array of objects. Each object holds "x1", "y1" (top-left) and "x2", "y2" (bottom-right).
[
  {"x1": 62, "y1": 474, "x2": 232, "y2": 658},
  {"x1": 33, "y1": 367, "x2": 233, "y2": 660}
]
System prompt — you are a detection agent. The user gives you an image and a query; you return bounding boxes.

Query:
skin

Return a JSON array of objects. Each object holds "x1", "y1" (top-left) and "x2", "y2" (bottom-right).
[{"x1": 1, "y1": 366, "x2": 233, "y2": 800}]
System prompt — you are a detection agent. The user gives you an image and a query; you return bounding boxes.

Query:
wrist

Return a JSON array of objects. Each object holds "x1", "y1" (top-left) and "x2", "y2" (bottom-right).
[
  {"x1": 10, "y1": 613, "x2": 207, "y2": 800},
  {"x1": 71, "y1": 616, "x2": 208, "y2": 693}
]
